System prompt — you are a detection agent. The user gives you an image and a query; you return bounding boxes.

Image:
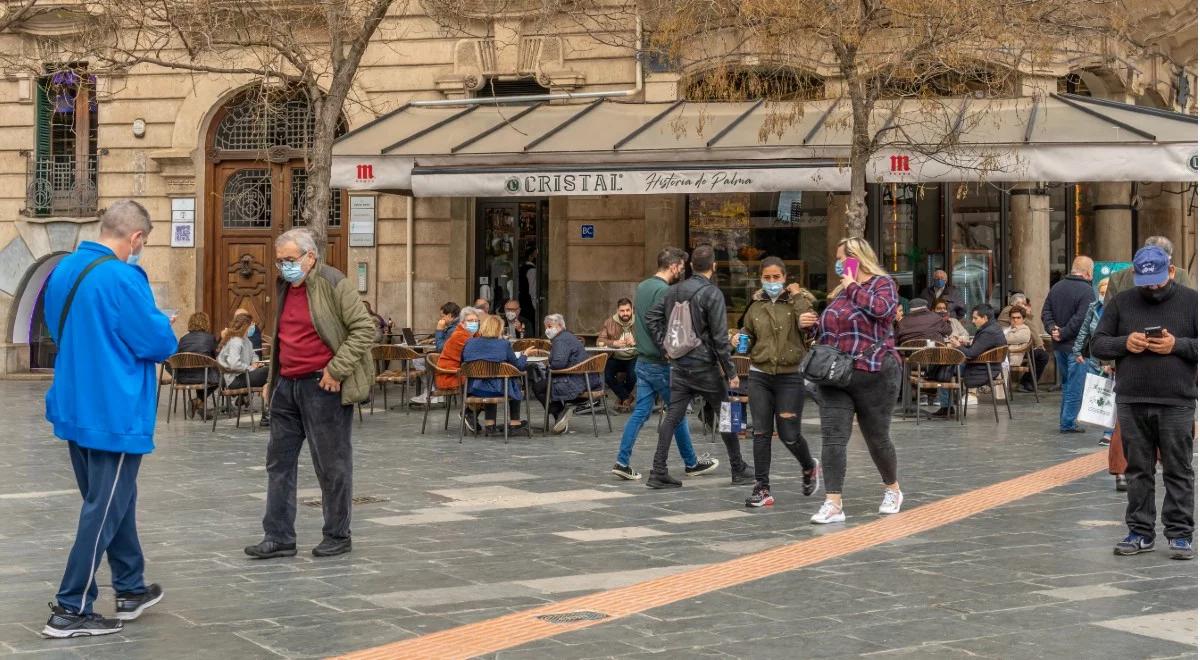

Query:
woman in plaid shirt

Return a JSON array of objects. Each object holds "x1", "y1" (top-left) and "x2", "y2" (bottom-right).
[{"x1": 810, "y1": 237, "x2": 905, "y2": 524}]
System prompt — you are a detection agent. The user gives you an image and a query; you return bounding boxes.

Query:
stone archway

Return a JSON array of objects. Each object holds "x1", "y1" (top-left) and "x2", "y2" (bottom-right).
[{"x1": 1, "y1": 220, "x2": 87, "y2": 374}]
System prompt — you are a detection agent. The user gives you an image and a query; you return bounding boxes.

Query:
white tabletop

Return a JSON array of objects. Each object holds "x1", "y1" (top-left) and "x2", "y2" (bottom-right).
[
  {"x1": 586, "y1": 346, "x2": 630, "y2": 352},
  {"x1": 526, "y1": 356, "x2": 548, "y2": 363}
]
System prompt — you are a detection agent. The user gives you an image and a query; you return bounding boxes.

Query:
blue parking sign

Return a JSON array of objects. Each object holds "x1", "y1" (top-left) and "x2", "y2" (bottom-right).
[{"x1": 580, "y1": 224, "x2": 595, "y2": 239}]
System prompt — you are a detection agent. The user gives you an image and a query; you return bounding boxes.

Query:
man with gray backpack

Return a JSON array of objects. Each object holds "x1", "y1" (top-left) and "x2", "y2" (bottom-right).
[{"x1": 644, "y1": 245, "x2": 752, "y2": 489}]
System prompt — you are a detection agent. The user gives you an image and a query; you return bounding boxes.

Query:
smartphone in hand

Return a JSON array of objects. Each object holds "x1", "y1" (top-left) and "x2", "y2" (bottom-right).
[
  {"x1": 843, "y1": 257, "x2": 860, "y2": 280},
  {"x1": 1145, "y1": 326, "x2": 1164, "y2": 338}
]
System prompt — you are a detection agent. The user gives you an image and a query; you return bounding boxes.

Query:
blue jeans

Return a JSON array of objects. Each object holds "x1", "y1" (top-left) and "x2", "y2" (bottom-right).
[
  {"x1": 1060, "y1": 355, "x2": 1089, "y2": 431},
  {"x1": 616, "y1": 361, "x2": 697, "y2": 467}
]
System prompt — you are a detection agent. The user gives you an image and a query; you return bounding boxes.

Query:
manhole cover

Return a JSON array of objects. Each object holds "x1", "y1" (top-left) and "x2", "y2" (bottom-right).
[
  {"x1": 536, "y1": 611, "x2": 609, "y2": 624},
  {"x1": 303, "y1": 496, "x2": 390, "y2": 507}
]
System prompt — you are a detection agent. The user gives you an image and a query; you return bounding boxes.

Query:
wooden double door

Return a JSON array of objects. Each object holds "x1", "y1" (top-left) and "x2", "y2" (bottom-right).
[{"x1": 207, "y1": 160, "x2": 346, "y2": 334}]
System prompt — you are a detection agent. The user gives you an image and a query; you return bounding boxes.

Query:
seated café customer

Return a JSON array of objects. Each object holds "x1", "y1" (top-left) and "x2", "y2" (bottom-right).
[
  {"x1": 434, "y1": 301, "x2": 462, "y2": 351},
  {"x1": 173, "y1": 311, "x2": 220, "y2": 417},
  {"x1": 473, "y1": 298, "x2": 491, "y2": 315},
  {"x1": 233, "y1": 307, "x2": 264, "y2": 353},
  {"x1": 533, "y1": 314, "x2": 594, "y2": 434},
  {"x1": 362, "y1": 300, "x2": 387, "y2": 342},
  {"x1": 999, "y1": 293, "x2": 1049, "y2": 391},
  {"x1": 1004, "y1": 306, "x2": 1034, "y2": 368},
  {"x1": 896, "y1": 298, "x2": 951, "y2": 345},
  {"x1": 437, "y1": 306, "x2": 481, "y2": 430},
  {"x1": 934, "y1": 298, "x2": 970, "y2": 341},
  {"x1": 933, "y1": 304, "x2": 1007, "y2": 418},
  {"x1": 597, "y1": 297, "x2": 638, "y2": 411},
  {"x1": 462, "y1": 315, "x2": 529, "y2": 433},
  {"x1": 217, "y1": 312, "x2": 270, "y2": 390},
  {"x1": 502, "y1": 299, "x2": 532, "y2": 339}
]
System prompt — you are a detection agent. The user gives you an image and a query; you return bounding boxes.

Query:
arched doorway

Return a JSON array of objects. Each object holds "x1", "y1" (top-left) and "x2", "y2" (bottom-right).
[
  {"x1": 8, "y1": 252, "x2": 68, "y2": 370},
  {"x1": 204, "y1": 86, "x2": 348, "y2": 334}
]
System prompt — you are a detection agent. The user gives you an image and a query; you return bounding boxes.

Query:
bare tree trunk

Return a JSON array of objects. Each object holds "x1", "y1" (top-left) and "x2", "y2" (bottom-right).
[
  {"x1": 302, "y1": 92, "x2": 341, "y2": 260},
  {"x1": 845, "y1": 77, "x2": 872, "y2": 239}
]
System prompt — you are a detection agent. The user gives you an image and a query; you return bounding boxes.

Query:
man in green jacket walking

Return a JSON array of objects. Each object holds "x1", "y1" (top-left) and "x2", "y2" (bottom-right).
[{"x1": 245, "y1": 228, "x2": 376, "y2": 560}]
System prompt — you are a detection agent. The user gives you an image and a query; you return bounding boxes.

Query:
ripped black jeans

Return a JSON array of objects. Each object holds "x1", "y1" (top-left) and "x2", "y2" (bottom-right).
[{"x1": 748, "y1": 371, "x2": 817, "y2": 488}]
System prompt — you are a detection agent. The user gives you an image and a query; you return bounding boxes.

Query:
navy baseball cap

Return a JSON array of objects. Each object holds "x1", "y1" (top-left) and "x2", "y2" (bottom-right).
[{"x1": 1132, "y1": 246, "x2": 1171, "y2": 286}]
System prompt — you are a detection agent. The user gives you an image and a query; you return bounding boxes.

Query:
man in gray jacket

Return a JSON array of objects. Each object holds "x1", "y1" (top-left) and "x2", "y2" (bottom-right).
[{"x1": 645, "y1": 245, "x2": 751, "y2": 489}]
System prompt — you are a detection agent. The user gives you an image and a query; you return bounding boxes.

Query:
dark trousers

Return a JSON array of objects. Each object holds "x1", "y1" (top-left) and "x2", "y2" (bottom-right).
[
  {"x1": 57, "y1": 442, "x2": 145, "y2": 614},
  {"x1": 817, "y1": 358, "x2": 901, "y2": 494},
  {"x1": 748, "y1": 371, "x2": 816, "y2": 487},
  {"x1": 605, "y1": 357, "x2": 638, "y2": 401},
  {"x1": 483, "y1": 399, "x2": 523, "y2": 423},
  {"x1": 1118, "y1": 403, "x2": 1195, "y2": 542},
  {"x1": 1021, "y1": 349, "x2": 1050, "y2": 388},
  {"x1": 652, "y1": 365, "x2": 746, "y2": 475},
  {"x1": 264, "y1": 375, "x2": 354, "y2": 544}
]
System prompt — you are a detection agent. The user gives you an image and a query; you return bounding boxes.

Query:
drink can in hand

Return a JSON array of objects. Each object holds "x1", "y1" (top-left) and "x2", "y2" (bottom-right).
[{"x1": 737, "y1": 333, "x2": 750, "y2": 354}]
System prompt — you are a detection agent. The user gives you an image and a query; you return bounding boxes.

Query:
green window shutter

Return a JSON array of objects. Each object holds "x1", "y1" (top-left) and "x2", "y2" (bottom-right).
[{"x1": 34, "y1": 77, "x2": 52, "y2": 160}]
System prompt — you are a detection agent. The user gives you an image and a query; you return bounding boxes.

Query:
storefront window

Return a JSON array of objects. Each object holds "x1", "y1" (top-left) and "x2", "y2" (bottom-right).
[
  {"x1": 950, "y1": 183, "x2": 1002, "y2": 309},
  {"x1": 1048, "y1": 185, "x2": 1069, "y2": 283},
  {"x1": 686, "y1": 192, "x2": 829, "y2": 318},
  {"x1": 879, "y1": 184, "x2": 942, "y2": 299}
]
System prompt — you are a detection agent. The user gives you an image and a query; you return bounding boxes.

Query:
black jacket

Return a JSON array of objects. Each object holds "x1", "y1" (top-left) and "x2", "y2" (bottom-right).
[
  {"x1": 172, "y1": 331, "x2": 218, "y2": 385},
  {"x1": 896, "y1": 309, "x2": 952, "y2": 345},
  {"x1": 959, "y1": 320, "x2": 1007, "y2": 387},
  {"x1": 1092, "y1": 282, "x2": 1198, "y2": 406},
  {"x1": 646, "y1": 273, "x2": 734, "y2": 378},
  {"x1": 919, "y1": 283, "x2": 965, "y2": 319},
  {"x1": 1041, "y1": 275, "x2": 1095, "y2": 352}
]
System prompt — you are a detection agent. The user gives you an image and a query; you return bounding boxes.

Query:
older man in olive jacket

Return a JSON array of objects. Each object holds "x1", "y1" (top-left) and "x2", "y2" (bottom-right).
[{"x1": 245, "y1": 228, "x2": 376, "y2": 560}]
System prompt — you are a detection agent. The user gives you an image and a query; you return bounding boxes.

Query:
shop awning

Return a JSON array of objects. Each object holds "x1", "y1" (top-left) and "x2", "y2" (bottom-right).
[{"x1": 332, "y1": 94, "x2": 1198, "y2": 196}]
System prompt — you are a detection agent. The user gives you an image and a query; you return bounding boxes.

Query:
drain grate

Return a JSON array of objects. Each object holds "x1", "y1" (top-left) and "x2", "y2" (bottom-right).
[
  {"x1": 302, "y1": 495, "x2": 390, "y2": 507},
  {"x1": 535, "y1": 611, "x2": 609, "y2": 624}
]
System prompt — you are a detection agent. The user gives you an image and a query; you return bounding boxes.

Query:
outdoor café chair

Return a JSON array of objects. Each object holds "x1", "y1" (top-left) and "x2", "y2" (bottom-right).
[
  {"x1": 544, "y1": 353, "x2": 611, "y2": 437},
  {"x1": 370, "y1": 345, "x2": 423, "y2": 414},
  {"x1": 212, "y1": 366, "x2": 260, "y2": 431},
  {"x1": 967, "y1": 346, "x2": 1013, "y2": 423},
  {"x1": 458, "y1": 360, "x2": 530, "y2": 444},
  {"x1": 905, "y1": 347, "x2": 967, "y2": 426},
  {"x1": 420, "y1": 352, "x2": 461, "y2": 435},
  {"x1": 1006, "y1": 338, "x2": 1040, "y2": 403},
  {"x1": 513, "y1": 338, "x2": 551, "y2": 353},
  {"x1": 163, "y1": 352, "x2": 220, "y2": 424}
]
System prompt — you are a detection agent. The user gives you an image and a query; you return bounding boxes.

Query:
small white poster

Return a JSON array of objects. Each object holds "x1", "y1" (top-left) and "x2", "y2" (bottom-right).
[
  {"x1": 349, "y1": 195, "x2": 375, "y2": 247},
  {"x1": 171, "y1": 197, "x2": 195, "y2": 222}
]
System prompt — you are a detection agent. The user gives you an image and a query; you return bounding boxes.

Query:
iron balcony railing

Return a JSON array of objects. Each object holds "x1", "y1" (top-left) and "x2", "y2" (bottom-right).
[{"x1": 22, "y1": 152, "x2": 100, "y2": 218}]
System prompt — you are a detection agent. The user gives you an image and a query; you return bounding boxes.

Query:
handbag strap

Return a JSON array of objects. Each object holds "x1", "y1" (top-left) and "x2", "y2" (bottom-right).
[{"x1": 56, "y1": 254, "x2": 118, "y2": 341}]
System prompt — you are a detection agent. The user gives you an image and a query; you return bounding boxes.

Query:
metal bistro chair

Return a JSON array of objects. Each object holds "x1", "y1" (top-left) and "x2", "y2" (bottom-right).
[
  {"x1": 968, "y1": 346, "x2": 1013, "y2": 423},
  {"x1": 213, "y1": 367, "x2": 261, "y2": 431},
  {"x1": 1006, "y1": 338, "x2": 1040, "y2": 402},
  {"x1": 420, "y1": 352, "x2": 461, "y2": 434},
  {"x1": 513, "y1": 338, "x2": 551, "y2": 353},
  {"x1": 164, "y1": 352, "x2": 220, "y2": 424},
  {"x1": 458, "y1": 360, "x2": 530, "y2": 444},
  {"x1": 524, "y1": 348, "x2": 549, "y2": 359},
  {"x1": 157, "y1": 363, "x2": 174, "y2": 413},
  {"x1": 544, "y1": 353, "x2": 611, "y2": 437},
  {"x1": 906, "y1": 347, "x2": 967, "y2": 426},
  {"x1": 370, "y1": 345, "x2": 423, "y2": 415}
]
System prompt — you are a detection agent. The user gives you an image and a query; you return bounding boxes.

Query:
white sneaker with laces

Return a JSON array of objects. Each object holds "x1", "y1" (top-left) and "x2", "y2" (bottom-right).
[
  {"x1": 810, "y1": 499, "x2": 846, "y2": 524},
  {"x1": 879, "y1": 488, "x2": 904, "y2": 514}
]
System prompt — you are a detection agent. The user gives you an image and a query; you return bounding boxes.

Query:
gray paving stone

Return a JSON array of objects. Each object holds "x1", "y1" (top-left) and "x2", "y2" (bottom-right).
[
  {"x1": 1094, "y1": 609, "x2": 1198, "y2": 646},
  {"x1": 553, "y1": 526, "x2": 673, "y2": 542}
]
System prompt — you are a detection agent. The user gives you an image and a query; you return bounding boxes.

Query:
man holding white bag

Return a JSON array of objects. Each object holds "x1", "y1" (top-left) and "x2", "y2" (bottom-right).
[{"x1": 1092, "y1": 246, "x2": 1198, "y2": 561}]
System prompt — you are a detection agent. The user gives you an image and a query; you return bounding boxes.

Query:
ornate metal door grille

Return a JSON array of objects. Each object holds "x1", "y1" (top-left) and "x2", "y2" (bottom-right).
[{"x1": 221, "y1": 168, "x2": 273, "y2": 229}]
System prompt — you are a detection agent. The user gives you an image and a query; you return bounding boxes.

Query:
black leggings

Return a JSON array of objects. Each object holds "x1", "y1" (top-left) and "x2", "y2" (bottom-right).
[
  {"x1": 748, "y1": 371, "x2": 816, "y2": 487},
  {"x1": 817, "y1": 357, "x2": 901, "y2": 495},
  {"x1": 483, "y1": 399, "x2": 523, "y2": 424}
]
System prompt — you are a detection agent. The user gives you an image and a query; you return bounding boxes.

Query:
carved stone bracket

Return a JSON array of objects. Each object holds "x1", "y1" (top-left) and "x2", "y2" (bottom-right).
[{"x1": 149, "y1": 149, "x2": 198, "y2": 196}]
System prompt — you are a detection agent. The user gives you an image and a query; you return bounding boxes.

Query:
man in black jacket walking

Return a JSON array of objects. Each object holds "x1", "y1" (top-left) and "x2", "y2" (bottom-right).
[
  {"x1": 1041, "y1": 255, "x2": 1096, "y2": 432},
  {"x1": 1093, "y1": 246, "x2": 1197, "y2": 560},
  {"x1": 644, "y1": 245, "x2": 751, "y2": 489}
]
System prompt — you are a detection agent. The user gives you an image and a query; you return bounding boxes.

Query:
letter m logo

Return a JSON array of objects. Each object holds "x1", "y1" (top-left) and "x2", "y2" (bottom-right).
[
  {"x1": 889, "y1": 155, "x2": 911, "y2": 173},
  {"x1": 356, "y1": 164, "x2": 375, "y2": 181}
]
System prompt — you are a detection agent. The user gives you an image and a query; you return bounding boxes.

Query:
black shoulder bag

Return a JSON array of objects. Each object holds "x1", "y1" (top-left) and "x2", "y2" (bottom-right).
[
  {"x1": 799, "y1": 338, "x2": 884, "y2": 388},
  {"x1": 56, "y1": 255, "x2": 118, "y2": 341}
]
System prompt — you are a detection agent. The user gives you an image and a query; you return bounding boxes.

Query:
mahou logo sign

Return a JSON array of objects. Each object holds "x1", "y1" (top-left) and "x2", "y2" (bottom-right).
[
  {"x1": 355, "y1": 163, "x2": 375, "y2": 182},
  {"x1": 888, "y1": 154, "x2": 911, "y2": 173}
]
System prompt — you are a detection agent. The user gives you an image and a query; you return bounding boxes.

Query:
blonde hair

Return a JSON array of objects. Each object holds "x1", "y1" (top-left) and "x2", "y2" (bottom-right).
[
  {"x1": 479, "y1": 314, "x2": 504, "y2": 338},
  {"x1": 831, "y1": 237, "x2": 891, "y2": 297}
]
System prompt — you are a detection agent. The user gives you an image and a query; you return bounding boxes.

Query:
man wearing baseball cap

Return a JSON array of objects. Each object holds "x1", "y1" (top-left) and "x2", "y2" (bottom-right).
[{"x1": 1092, "y1": 245, "x2": 1198, "y2": 560}]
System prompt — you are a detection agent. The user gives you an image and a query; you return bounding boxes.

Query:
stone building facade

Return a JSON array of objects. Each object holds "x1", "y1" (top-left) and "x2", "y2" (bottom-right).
[{"x1": 0, "y1": 5, "x2": 1195, "y2": 372}]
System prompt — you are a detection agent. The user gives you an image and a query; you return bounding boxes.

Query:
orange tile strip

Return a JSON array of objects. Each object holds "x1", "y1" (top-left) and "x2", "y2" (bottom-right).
[{"x1": 338, "y1": 450, "x2": 1107, "y2": 660}]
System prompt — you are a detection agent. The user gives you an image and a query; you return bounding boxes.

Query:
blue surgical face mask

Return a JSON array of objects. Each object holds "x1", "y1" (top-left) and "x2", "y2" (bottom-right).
[
  {"x1": 762, "y1": 281, "x2": 784, "y2": 298},
  {"x1": 248, "y1": 323, "x2": 257, "y2": 335},
  {"x1": 279, "y1": 260, "x2": 305, "y2": 284},
  {"x1": 934, "y1": 278, "x2": 947, "y2": 288},
  {"x1": 834, "y1": 260, "x2": 845, "y2": 277},
  {"x1": 465, "y1": 321, "x2": 480, "y2": 334},
  {"x1": 126, "y1": 251, "x2": 142, "y2": 266}
]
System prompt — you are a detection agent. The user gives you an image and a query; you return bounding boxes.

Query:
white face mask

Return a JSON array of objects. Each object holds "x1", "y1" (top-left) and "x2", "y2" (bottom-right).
[
  {"x1": 505, "y1": 310, "x2": 518, "y2": 321},
  {"x1": 545, "y1": 327, "x2": 560, "y2": 339}
]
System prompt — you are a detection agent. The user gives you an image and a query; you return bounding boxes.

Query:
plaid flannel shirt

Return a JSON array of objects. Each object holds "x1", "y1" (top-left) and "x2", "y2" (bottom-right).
[{"x1": 817, "y1": 275, "x2": 901, "y2": 373}]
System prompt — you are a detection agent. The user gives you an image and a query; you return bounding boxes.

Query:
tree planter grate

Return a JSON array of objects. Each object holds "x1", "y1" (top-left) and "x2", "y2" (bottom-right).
[
  {"x1": 535, "y1": 611, "x2": 609, "y2": 624},
  {"x1": 303, "y1": 495, "x2": 389, "y2": 507}
]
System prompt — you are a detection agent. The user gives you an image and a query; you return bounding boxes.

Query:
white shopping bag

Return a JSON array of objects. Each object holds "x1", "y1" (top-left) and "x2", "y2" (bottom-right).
[{"x1": 1077, "y1": 372, "x2": 1117, "y2": 428}]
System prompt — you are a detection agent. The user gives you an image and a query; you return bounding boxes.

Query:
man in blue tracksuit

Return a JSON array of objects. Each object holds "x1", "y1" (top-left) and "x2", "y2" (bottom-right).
[{"x1": 41, "y1": 200, "x2": 178, "y2": 638}]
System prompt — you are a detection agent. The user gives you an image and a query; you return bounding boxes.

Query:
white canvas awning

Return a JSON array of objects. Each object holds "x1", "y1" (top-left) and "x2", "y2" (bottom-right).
[{"x1": 332, "y1": 94, "x2": 1199, "y2": 196}]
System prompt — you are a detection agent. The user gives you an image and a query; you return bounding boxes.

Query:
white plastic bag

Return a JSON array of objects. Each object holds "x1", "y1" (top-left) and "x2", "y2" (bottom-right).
[{"x1": 1077, "y1": 372, "x2": 1116, "y2": 428}]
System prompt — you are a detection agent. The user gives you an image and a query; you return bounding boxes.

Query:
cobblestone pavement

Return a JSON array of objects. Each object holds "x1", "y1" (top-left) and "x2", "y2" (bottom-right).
[{"x1": 0, "y1": 380, "x2": 1194, "y2": 659}]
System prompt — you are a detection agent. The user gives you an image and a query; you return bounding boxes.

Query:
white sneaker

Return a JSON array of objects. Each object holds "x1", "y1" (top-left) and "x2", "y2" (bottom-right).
[
  {"x1": 810, "y1": 499, "x2": 845, "y2": 524},
  {"x1": 410, "y1": 393, "x2": 443, "y2": 405},
  {"x1": 879, "y1": 488, "x2": 904, "y2": 514}
]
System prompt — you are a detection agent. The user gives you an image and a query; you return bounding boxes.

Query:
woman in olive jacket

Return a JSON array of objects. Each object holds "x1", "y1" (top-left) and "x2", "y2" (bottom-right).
[{"x1": 738, "y1": 257, "x2": 822, "y2": 508}]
